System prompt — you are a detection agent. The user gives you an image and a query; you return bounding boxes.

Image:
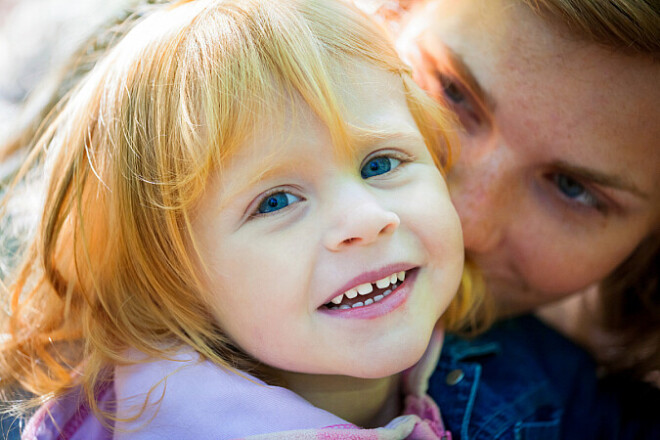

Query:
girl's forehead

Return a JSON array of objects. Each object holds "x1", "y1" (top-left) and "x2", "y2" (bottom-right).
[
  {"x1": 234, "y1": 100, "x2": 424, "y2": 168},
  {"x1": 240, "y1": 60, "x2": 420, "y2": 151},
  {"x1": 208, "y1": 77, "x2": 426, "y2": 207}
]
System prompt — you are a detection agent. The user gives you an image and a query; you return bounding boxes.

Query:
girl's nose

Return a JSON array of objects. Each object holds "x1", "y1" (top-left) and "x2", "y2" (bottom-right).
[{"x1": 323, "y1": 191, "x2": 400, "y2": 252}]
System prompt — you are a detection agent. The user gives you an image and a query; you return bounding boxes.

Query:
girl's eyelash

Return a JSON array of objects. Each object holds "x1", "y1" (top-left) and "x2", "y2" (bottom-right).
[
  {"x1": 246, "y1": 151, "x2": 412, "y2": 220},
  {"x1": 360, "y1": 150, "x2": 413, "y2": 179},
  {"x1": 362, "y1": 150, "x2": 413, "y2": 167},
  {"x1": 248, "y1": 187, "x2": 304, "y2": 219}
]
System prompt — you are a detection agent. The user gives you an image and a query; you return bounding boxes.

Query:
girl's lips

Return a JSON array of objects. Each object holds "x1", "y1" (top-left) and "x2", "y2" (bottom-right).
[
  {"x1": 319, "y1": 267, "x2": 419, "y2": 320},
  {"x1": 320, "y1": 263, "x2": 418, "y2": 307}
]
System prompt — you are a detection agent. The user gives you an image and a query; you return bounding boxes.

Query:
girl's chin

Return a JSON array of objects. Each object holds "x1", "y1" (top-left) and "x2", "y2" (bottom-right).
[
  {"x1": 336, "y1": 344, "x2": 430, "y2": 379},
  {"x1": 262, "y1": 325, "x2": 437, "y2": 379}
]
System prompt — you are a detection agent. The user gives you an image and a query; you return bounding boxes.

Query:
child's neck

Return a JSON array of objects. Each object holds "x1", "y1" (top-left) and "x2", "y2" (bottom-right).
[{"x1": 266, "y1": 368, "x2": 402, "y2": 428}]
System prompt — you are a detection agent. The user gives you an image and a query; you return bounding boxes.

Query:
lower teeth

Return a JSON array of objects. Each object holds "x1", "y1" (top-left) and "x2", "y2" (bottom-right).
[{"x1": 328, "y1": 282, "x2": 399, "y2": 310}]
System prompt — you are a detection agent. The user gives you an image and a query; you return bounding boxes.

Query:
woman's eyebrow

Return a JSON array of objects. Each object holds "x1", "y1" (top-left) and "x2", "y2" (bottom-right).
[
  {"x1": 430, "y1": 44, "x2": 649, "y2": 200},
  {"x1": 432, "y1": 41, "x2": 497, "y2": 112},
  {"x1": 553, "y1": 160, "x2": 650, "y2": 199}
]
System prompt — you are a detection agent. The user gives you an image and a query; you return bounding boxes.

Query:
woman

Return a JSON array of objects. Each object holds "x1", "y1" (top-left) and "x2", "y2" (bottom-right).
[{"x1": 389, "y1": 0, "x2": 659, "y2": 438}]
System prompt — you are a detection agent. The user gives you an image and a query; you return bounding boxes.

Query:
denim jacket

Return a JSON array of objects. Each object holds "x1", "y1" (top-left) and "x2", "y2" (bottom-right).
[{"x1": 429, "y1": 315, "x2": 660, "y2": 440}]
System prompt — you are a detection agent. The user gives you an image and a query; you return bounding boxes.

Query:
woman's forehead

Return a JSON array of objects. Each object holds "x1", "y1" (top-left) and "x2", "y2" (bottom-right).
[{"x1": 409, "y1": 0, "x2": 660, "y2": 199}]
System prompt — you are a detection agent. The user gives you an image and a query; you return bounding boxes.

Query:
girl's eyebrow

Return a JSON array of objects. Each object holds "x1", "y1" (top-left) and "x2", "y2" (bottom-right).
[
  {"x1": 351, "y1": 130, "x2": 427, "y2": 149},
  {"x1": 250, "y1": 131, "x2": 425, "y2": 184},
  {"x1": 225, "y1": 130, "x2": 427, "y2": 204},
  {"x1": 553, "y1": 160, "x2": 650, "y2": 200}
]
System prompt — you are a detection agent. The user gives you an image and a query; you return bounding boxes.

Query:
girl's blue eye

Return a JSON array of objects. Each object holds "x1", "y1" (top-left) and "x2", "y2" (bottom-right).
[
  {"x1": 256, "y1": 192, "x2": 301, "y2": 214},
  {"x1": 360, "y1": 156, "x2": 401, "y2": 179},
  {"x1": 554, "y1": 174, "x2": 600, "y2": 208}
]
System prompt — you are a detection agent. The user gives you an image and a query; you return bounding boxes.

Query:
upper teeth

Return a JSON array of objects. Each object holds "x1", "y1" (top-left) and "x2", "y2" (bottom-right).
[
  {"x1": 357, "y1": 283, "x2": 373, "y2": 295},
  {"x1": 328, "y1": 271, "x2": 406, "y2": 305}
]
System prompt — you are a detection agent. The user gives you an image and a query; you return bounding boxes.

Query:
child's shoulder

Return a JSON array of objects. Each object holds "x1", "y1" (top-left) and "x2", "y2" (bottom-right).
[
  {"x1": 23, "y1": 348, "x2": 345, "y2": 440},
  {"x1": 113, "y1": 347, "x2": 345, "y2": 439},
  {"x1": 22, "y1": 379, "x2": 114, "y2": 440}
]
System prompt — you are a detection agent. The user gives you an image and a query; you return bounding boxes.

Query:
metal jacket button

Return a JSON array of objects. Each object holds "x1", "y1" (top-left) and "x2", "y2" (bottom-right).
[{"x1": 445, "y1": 369, "x2": 465, "y2": 385}]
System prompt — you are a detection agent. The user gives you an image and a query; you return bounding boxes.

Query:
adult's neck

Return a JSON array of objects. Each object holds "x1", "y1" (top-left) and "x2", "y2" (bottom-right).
[{"x1": 266, "y1": 369, "x2": 402, "y2": 428}]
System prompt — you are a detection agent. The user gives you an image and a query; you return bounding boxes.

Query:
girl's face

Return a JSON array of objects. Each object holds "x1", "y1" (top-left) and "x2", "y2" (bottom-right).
[
  {"x1": 191, "y1": 62, "x2": 464, "y2": 378},
  {"x1": 398, "y1": 0, "x2": 660, "y2": 313}
]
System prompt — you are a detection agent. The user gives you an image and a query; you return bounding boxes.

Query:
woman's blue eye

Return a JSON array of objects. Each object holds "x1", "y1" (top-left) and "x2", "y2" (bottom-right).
[
  {"x1": 256, "y1": 192, "x2": 300, "y2": 214},
  {"x1": 440, "y1": 76, "x2": 466, "y2": 104},
  {"x1": 360, "y1": 156, "x2": 401, "y2": 179},
  {"x1": 556, "y1": 174, "x2": 584, "y2": 197},
  {"x1": 554, "y1": 174, "x2": 599, "y2": 208},
  {"x1": 436, "y1": 72, "x2": 482, "y2": 132}
]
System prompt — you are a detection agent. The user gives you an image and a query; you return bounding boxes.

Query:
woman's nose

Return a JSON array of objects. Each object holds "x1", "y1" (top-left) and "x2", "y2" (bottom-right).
[
  {"x1": 456, "y1": 192, "x2": 506, "y2": 255},
  {"x1": 323, "y1": 189, "x2": 400, "y2": 252},
  {"x1": 450, "y1": 144, "x2": 513, "y2": 255}
]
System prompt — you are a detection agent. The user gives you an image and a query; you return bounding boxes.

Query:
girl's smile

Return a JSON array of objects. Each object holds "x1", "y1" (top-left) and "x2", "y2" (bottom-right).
[
  {"x1": 320, "y1": 266, "x2": 418, "y2": 319},
  {"x1": 191, "y1": 60, "x2": 463, "y2": 379}
]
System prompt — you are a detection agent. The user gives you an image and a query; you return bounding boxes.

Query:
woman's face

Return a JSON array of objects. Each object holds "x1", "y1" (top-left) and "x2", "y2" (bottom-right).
[{"x1": 398, "y1": 0, "x2": 660, "y2": 314}]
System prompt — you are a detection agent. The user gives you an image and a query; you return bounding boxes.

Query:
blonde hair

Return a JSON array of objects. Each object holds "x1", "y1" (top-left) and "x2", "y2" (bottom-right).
[{"x1": 0, "y1": 0, "x2": 483, "y2": 419}]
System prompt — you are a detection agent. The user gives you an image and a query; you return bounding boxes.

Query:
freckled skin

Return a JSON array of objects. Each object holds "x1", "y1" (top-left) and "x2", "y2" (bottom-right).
[{"x1": 400, "y1": 0, "x2": 660, "y2": 314}]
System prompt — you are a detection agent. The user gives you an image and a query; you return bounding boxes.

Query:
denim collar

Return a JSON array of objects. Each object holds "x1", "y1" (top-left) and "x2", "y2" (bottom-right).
[
  {"x1": 441, "y1": 334, "x2": 501, "y2": 362},
  {"x1": 431, "y1": 332, "x2": 562, "y2": 440}
]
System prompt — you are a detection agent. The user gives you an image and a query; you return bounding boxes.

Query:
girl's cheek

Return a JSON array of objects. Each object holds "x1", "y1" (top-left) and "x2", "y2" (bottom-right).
[{"x1": 402, "y1": 179, "x2": 462, "y2": 252}]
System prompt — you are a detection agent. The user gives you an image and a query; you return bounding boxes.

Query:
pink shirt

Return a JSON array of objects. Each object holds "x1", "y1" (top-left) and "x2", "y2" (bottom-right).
[{"x1": 23, "y1": 328, "x2": 451, "y2": 439}]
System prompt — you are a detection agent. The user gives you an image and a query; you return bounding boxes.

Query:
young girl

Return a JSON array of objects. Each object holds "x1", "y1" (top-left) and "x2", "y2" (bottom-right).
[{"x1": 0, "y1": 0, "x2": 483, "y2": 438}]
